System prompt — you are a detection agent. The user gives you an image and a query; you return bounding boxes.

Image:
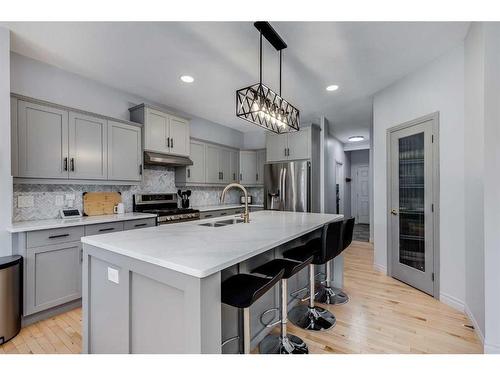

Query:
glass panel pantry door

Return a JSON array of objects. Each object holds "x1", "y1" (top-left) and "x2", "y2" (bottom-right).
[{"x1": 389, "y1": 118, "x2": 436, "y2": 296}]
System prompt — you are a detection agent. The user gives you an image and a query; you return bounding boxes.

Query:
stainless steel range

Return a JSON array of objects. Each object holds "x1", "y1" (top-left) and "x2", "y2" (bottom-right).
[{"x1": 133, "y1": 193, "x2": 200, "y2": 225}]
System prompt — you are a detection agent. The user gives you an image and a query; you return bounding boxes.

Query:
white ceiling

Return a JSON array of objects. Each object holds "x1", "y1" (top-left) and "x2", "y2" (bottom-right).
[{"x1": 2, "y1": 22, "x2": 469, "y2": 142}]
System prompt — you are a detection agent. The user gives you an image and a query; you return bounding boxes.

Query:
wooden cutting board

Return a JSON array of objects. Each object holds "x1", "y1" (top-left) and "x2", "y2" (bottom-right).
[{"x1": 83, "y1": 192, "x2": 122, "y2": 216}]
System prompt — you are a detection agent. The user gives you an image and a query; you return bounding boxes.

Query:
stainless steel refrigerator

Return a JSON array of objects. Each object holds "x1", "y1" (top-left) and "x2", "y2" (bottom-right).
[{"x1": 264, "y1": 160, "x2": 311, "y2": 212}]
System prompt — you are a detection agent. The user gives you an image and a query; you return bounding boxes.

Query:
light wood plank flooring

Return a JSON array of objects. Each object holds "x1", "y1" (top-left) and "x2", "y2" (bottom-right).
[{"x1": 0, "y1": 241, "x2": 482, "y2": 354}]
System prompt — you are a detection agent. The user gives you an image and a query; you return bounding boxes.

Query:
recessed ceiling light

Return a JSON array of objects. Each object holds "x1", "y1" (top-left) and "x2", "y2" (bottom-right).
[
  {"x1": 180, "y1": 75, "x2": 194, "y2": 83},
  {"x1": 326, "y1": 84, "x2": 339, "y2": 92},
  {"x1": 348, "y1": 136, "x2": 365, "y2": 142}
]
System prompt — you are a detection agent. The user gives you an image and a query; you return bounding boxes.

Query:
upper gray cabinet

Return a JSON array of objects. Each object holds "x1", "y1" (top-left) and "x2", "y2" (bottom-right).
[
  {"x1": 239, "y1": 149, "x2": 265, "y2": 186},
  {"x1": 130, "y1": 104, "x2": 190, "y2": 157},
  {"x1": 176, "y1": 140, "x2": 206, "y2": 184},
  {"x1": 69, "y1": 112, "x2": 108, "y2": 180},
  {"x1": 266, "y1": 127, "x2": 311, "y2": 162},
  {"x1": 12, "y1": 96, "x2": 142, "y2": 184},
  {"x1": 108, "y1": 121, "x2": 142, "y2": 181},
  {"x1": 256, "y1": 149, "x2": 266, "y2": 185},
  {"x1": 17, "y1": 100, "x2": 69, "y2": 179}
]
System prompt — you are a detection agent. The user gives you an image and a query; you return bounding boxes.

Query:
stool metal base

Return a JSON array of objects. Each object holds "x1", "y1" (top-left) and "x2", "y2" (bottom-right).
[
  {"x1": 259, "y1": 334, "x2": 309, "y2": 354},
  {"x1": 315, "y1": 284, "x2": 349, "y2": 305},
  {"x1": 288, "y1": 304, "x2": 336, "y2": 331}
]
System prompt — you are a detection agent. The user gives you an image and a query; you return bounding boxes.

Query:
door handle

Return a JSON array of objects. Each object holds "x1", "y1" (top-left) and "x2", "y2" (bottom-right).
[
  {"x1": 167, "y1": 138, "x2": 170, "y2": 148},
  {"x1": 63, "y1": 157, "x2": 68, "y2": 171},
  {"x1": 70, "y1": 158, "x2": 75, "y2": 172},
  {"x1": 391, "y1": 209, "x2": 398, "y2": 216},
  {"x1": 171, "y1": 138, "x2": 174, "y2": 148}
]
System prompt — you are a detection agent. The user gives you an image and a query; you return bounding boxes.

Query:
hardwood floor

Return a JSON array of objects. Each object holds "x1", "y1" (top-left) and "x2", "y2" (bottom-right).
[{"x1": 0, "y1": 241, "x2": 482, "y2": 354}]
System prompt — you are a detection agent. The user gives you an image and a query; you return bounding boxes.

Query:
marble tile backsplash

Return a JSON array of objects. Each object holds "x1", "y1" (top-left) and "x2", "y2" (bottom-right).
[{"x1": 13, "y1": 166, "x2": 264, "y2": 222}]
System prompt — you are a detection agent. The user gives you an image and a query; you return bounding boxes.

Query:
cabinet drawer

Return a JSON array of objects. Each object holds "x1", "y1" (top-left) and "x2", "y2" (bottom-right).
[
  {"x1": 123, "y1": 218, "x2": 156, "y2": 230},
  {"x1": 199, "y1": 211, "x2": 221, "y2": 219},
  {"x1": 27, "y1": 226, "x2": 84, "y2": 248},
  {"x1": 85, "y1": 222, "x2": 124, "y2": 236}
]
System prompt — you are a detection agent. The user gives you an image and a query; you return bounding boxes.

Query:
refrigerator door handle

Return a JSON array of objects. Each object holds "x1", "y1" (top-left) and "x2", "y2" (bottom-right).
[{"x1": 282, "y1": 167, "x2": 287, "y2": 209}]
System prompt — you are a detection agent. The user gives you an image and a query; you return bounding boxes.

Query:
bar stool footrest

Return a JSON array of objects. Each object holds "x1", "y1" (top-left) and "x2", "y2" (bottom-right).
[{"x1": 259, "y1": 334, "x2": 309, "y2": 354}]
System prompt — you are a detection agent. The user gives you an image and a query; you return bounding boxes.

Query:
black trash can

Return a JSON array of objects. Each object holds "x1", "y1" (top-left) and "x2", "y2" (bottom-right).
[{"x1": 0, "y1": 255, "x2": 22, "y2": 345}]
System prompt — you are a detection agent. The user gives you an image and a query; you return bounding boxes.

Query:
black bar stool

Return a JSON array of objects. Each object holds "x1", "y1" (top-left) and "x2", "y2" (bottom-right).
[
  {"x1": 221, "y1": 269, "x2": 285, "y2": 354},
  {"x1": 315, "y1": 217, "x2": 355, "y2": 305},
  {"x1": 252, "y1": 255, "x2": 313, "y2": 354},
  {"x1": 283, "y1": 220, "x2": 343, "y2": 331}
]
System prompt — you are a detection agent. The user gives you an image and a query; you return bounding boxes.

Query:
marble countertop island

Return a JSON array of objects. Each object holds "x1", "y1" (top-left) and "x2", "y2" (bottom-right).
[{"x1": 81, "y1": 210, "x2": 342, "y2": 278}]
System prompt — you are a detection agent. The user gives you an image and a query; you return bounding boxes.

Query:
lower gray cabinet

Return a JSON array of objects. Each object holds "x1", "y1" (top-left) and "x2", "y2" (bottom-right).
[
  {"x1": 123, "y1": 218, "x2": 156, "y2": 230},
  {"x1": 25, "y1": 241, "x2": 82, "y2": 315}
]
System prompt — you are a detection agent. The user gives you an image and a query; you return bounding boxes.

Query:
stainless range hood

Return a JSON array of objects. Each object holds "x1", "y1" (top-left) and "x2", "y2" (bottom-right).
[{"x1": 143, "y1": 151, "x2": 193, "y2": 167}]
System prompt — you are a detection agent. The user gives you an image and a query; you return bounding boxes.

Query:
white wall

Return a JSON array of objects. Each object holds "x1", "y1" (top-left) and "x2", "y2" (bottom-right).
[
  {"x1": 349, "y1": 149, "x2": 370, "y2": 223},
  {"x1": 373, "y1": 44, "x2": 466, "y2": 307},
  {"x1": 10, "y1": 53, "x2": 245, "y2": 149},
  {"x1": 0, "y1": 28, "x2": 12, "y2": 257},
  {"x1": 483, "y1": 22, "x2": 500, "y2": 354},
  {"x1": 464, "y1": 22, "x2": 485, "y2": 341}
]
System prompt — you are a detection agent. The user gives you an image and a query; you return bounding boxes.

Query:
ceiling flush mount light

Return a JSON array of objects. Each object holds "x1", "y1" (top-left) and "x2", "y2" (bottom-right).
[
  {"x1": 326, "y1": 84, "x2": 339, "y2": 92},
  {"x1": 180, "y1": 75, "x2": 194, "y2": 83},
  {"x1": 236, "y1": 22, "x2": 300, "y2": 134},
  {"x1": 348, "y1": 136, "x2": 365, "y2": 142}
]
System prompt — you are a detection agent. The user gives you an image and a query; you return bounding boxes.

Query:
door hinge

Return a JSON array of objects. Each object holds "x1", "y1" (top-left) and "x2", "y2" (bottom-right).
[{"x1": 432, "y1": 273, "x2": 435, "y2": 282}]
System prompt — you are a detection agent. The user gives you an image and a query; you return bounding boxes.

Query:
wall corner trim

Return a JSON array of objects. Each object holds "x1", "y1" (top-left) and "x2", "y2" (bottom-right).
[
  {"x1": 373, "y1": 262, "x2": 387, "y2": 275},
  {"x1": 439, "y1": 292, "x2": 465, "y2": 312},
  {"x1": 464, "y1": 304, "x2": 485, "y2": 345}
]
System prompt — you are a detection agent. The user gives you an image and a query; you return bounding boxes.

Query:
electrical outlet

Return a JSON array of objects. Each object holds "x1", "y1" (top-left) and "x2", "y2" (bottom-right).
[
  {"x1": 55, "y1": 195, "x2": 64, "y2": 206},
  {"x1": 107, "y1": 267, "x2": 119, "y2": 284},
  {"x1": 17, "y1": 195, "x2": 34, "y2": 208}
]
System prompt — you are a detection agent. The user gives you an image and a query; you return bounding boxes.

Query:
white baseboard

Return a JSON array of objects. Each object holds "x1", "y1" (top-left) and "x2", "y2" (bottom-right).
[
  {"x1": 484, "y1": 342, "x2": 500, "y2": 354},
  {"x1": 464, "y1": 304, "x2": 485, "y2": 345},
  {"x1": 373, "y1": 262, "x2": 387, "y2": 275},
  {"x1": 439, "y1": 292, "x2": 465, "y2": 312}
]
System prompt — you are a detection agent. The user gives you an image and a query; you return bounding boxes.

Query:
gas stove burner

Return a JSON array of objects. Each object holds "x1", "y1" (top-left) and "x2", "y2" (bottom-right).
[{"x1": 133, "y1": 193, "x2": 200, "y2": 225}]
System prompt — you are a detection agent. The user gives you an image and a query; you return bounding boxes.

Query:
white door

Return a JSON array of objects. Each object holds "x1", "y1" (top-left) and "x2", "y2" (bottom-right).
[
  {"x1": 256, "y1": 150, "x2": 266, "y2": 185},
  {"x1": 355, "y1": 165, "x2": 370, "y2": 224},
  {"x1": 168, "y1": 116, "x2": 190, "y2": 156},
  {"x1": 266, "y1": 133, "x2": 287, "y2": 162},
  {"x1": 240, "y1": 151, "x2": 257, "y2": 185},
  {"x1": 389, "y1": 118, "x2": 436, "y2": 296},
  {"x1": 287, "y1": 129, "x2": 310, "y2": 160},
  {"x1": 107, "y1": 121, "x2": 142, "y2": 181},
  {"x1": 205, "y1": 145, "x2": 220, "y2": 184},
  {"x1": 145, "y1": 108, "x2": 169, "y2": 153},
  {"x1": 17, "y1": 100, "x2": 69, "y2": 179},
  {"x1": 186, "y1": 141, "x2": 205, "y2": 183},
  {"x1": 68, "y1": 112, "x2": 108, "y2": 180}
]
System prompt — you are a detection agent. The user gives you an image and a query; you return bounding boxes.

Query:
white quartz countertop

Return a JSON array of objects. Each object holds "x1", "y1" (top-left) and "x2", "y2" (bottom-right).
[
  {"x1": 81, "y1": 211, "x2": 343, "y2": 278},
  {"x1": 7, "y1": 212, "x2": 158, "y2": 233},
  {"x1": 194, "y1": 203, "x2": 264, "y2": 212}
]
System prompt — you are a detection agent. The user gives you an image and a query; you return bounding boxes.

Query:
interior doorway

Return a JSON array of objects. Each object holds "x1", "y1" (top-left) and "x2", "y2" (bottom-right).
[
  {"x1": 387, "y1": 112, "x2": 439, "y2": 297},
  {"x1": 335, "y1": 161, "x2": 344, "y2": 214}
]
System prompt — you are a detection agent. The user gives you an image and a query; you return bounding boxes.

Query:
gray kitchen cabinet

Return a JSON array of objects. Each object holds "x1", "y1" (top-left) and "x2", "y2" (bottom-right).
[
  {"x1": 205, "y1": 144, "x2": 221, "y2": 184},
  {"x1": 265, "y1": 133, "x2": 287, "y2": 162},
  {"x1": 123, "y1": 218, "x2": 156, "y2": 230},
  {"x1": 25, "y1": 241, "x2": 82, "y2": 315},
  {"x1": 266, "y1": 127, "x2": 311, "y2": 162},
  {"x1": 107, "y1": 120, "x2": 143, "y2": 181},
  {"x1": 219, "y1": 148, "x2": 231, "y2": 184},
  {"x1": 85, "y1": 221, "x2": 124, "y2": 236},
  {"x1": 169, "y1": 115, "x2": 190, "y2": 157},
  {"x1": 256, "y1": 149, "x2": 266, "y2": 186},
  {"x1": 239, "y1": 151, "x2": 257, "y2": 185},
  {"x1": 69, "y1": 112, "x2": 108, "y2": 180},
  {"x1": 175, "y1": 140, "x2": 206, "y2": 185},
  {"x1": 17, "y1": 100, "x2": 69, "y2": 179},
  {"x1": 130, "y1": 104, "x2": 190, "y2": 157},
  {"x1": 229, "y1": 150, "x2": 239, "y2": 183}
]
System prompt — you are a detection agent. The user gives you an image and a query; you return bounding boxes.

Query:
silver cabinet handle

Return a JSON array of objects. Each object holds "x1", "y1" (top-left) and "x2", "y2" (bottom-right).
[{"x1": 49, "y1": 233, "x2": 69, "y2": 239}]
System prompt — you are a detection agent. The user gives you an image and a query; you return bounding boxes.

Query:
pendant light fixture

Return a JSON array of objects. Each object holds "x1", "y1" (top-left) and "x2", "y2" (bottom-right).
[{"x1": 236, "y1": 22, "x2": 300, "y2": 134}]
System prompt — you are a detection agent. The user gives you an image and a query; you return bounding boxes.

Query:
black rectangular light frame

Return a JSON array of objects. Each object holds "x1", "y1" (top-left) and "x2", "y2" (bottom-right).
[{"x1": 254, "y1": 22, "x2": 287, "y2": 51}]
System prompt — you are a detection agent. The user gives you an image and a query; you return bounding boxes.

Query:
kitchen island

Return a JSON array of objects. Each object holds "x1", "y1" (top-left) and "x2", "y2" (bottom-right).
[{"x1": 80, "y1": 210, "x2": 343, "y2": 354}]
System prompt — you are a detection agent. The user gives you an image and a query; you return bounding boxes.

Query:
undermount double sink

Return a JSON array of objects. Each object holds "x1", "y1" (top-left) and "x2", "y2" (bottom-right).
[{"x1": 198, "y1": 218, "x2": 244, "y2": 227}]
